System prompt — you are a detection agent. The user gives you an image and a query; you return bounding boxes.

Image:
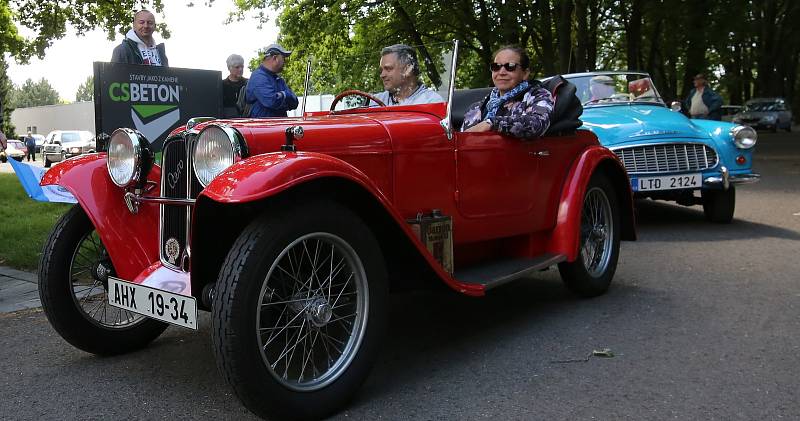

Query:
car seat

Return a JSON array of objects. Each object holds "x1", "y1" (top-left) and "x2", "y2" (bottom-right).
[
  {"x1": 451, "y1": 87, "x2": 493, "y2": 130},
  {"x1": 542, "y1": 75, "x2": 583, "y2": 136}
]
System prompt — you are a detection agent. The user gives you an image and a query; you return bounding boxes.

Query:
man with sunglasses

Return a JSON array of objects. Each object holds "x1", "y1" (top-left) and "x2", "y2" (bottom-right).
[
  {"x1": 373, "y1": 44, "x2": 443, "y2": 106},
  {"x1": 462, "y1": 45, "x2": 553, "y2": 139}
]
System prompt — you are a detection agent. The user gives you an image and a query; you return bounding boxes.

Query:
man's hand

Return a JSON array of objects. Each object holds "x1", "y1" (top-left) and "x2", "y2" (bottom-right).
[{"x1": 464, "y1": 120, "x2": 492, "y2": 133}]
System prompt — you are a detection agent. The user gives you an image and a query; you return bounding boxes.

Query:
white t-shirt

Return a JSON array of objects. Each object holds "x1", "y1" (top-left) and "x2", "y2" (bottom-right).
[{"x1": 690, "y1": 88, "x2": 709, "y2": 116}]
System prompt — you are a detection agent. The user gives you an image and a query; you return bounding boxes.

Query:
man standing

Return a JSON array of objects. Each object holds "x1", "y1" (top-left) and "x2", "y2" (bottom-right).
[
  {"x1": 111, "y1": 9, "x2": 168, "y2": 66},
  {"x1": 374, "y1": 44, "x2": 443, "y2": 106},
  {"x1": 245, "y1": 44, "x2": 298, "y2": 118},
  {"x1": 683, "y1": 73, "x2": 722, "y2": 120},
  {"x1": 24, "y1": 131, "x2": 36, "y2": 162}
]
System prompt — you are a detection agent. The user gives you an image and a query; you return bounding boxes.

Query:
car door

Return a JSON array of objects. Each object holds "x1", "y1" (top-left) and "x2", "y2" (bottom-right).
[{"x1": 454, "y1": 131, "x2": 548, "y2": 237}]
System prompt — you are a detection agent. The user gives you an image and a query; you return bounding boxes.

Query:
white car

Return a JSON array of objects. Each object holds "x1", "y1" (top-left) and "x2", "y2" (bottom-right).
[
  {"x1": 43, "y1": 130, "x2": 96, "y2": 167},
  {"x1": 32, "y1": 134, "x2": 46, "y2": 152}
]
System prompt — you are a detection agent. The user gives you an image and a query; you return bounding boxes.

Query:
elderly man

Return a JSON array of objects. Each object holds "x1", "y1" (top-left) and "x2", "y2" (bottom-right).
[
  {"x1": 245, "y1": 43, "x2": 298, "y2": 118},
  {"x1": 683, "y1": 73, "x2": 722, "y2": 120},
  {"x1": 111, "y1": 9, "x2": 168, "y2": 66},
  {"x1": 374, "y1": 44, "x2": 443, "y2": 106},
  {"x1": 222, "y1": 54, "x2": 248, "y2": 118}
]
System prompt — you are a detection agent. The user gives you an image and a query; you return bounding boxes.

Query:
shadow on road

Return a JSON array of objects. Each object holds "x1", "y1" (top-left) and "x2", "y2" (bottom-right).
[{"x1": 633, "y1": 199, "x2": 800, "y2": 242}]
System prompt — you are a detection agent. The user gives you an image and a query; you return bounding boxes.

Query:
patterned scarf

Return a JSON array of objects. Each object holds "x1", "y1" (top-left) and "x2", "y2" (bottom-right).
[{"x1": 484, "y1": 80, "x2": 530, "y2": 120}]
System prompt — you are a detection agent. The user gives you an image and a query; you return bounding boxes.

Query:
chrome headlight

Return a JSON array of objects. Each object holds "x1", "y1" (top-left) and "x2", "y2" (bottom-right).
[
  {"x1": 193, "y1": 125, "x2": 244, "y2": 187},
  {"x1": 731, "y1": 125, "x2": 757, "y2": 149},
  {"x1": 107, "y1": 128, "x2": 151, "y2": 187}
]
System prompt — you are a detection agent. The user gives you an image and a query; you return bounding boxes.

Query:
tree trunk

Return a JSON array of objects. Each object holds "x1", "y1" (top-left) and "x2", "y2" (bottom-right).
[
  {"x1": 680, "y1": 0, "x2": 710, "y2": 99},
  {"x1": 536, "y1": 0, "x2": 557, "y2": 75},
  {"x1": 556, "y1": 0, "x2": 574, "y2": 73},
  {"x1": 391, "y1": 1, "x2": 442, "y2": 88},
  {"x1": 624, "y1": 0, "x2": 643, "y2": 71},
  {"x1": 574, "y1": 0, "x2": 588, "y2": 72}
]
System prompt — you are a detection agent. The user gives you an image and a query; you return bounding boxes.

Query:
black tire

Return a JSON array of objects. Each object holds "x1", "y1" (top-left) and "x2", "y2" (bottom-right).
[
  {"x1": 702, "y1": 186, "x2": 735, "y2": 223},
  {"x1": 13, "y1": 156, "x2": 23, "y2": 162},
  {"x1": 213, "y1": 200, "x2": 388, "y2": 420},
  {"x1": 558, "y1": 173, "x2": 621, "y2": 298},
  {"x1": 39, "y1": 205, "x2": 168, "y2": 355},
  {"x1": 0, "y1": 154, "x2": 6, "y2": 163},
  {"x1": 786, "y1": 122, "x2": 792, "y2": 132},
  {"x1": 772, "y1": 122, "x2": 778, "y2": 133},
  {"x1": 44, "y1": 156, "x2": 51, "y2": 167}
]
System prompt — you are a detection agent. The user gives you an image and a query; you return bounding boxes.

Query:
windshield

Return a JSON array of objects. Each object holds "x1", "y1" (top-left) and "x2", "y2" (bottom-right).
[
  {"x1": 61, "y1": 131, "x2": 93, "y2": 143},
  {"x1": 564, "y1": 73, "x2": 664, "y2": 106},
  {"x1": 744, "y1": 102, "x2": 779, "y2": 112},
  {"x1": 280, "y1": 41, "x2": 453, "y2": 115}
]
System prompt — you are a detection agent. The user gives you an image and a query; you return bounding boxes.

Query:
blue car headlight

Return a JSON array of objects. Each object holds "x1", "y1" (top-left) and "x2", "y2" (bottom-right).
[{"x1": 731, "y1": 125, "x2": 757, "y2": 149}]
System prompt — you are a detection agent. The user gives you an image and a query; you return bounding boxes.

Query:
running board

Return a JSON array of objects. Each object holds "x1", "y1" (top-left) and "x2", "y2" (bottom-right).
[{"x1": 454, "y1": 254, "x2": 566, "y2": 290}]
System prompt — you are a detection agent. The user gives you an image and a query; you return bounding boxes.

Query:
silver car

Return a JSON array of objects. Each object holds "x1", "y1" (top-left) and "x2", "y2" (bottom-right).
[
  {"x1": 43, "y1": 130, "x2": 96, "y2": 167},
  {"x1": 733, "y1": 98, "x2": 793, "y2": 132}
]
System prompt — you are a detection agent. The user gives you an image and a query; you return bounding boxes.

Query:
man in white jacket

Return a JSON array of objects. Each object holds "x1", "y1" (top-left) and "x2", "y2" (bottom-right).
[{"x1": 111, "y1": 10, "x2": 168, "y2": 66}]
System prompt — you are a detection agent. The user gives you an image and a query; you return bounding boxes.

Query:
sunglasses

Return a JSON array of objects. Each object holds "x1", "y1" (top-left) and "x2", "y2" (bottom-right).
[{"x1": 490, "y1": 62, "x2": 521, "y2": 72}]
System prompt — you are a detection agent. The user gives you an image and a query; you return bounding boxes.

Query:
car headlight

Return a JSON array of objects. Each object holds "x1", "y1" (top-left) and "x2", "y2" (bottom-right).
[
  {"x1": 731, "y1": 125, "x2": 757, "y2": 149},
  {"x1": 193, "y1": 125, "x2": 244, "y2": 187},
  {"x1": 762, "y1": 115, "x2": 776, "y2": 122},
  {"x1": 107, "y1": 128, "x2": 152, "y2": 187}
]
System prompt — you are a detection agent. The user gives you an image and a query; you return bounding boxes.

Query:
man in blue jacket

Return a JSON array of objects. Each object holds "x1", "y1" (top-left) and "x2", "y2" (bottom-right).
[
  {"x1": 683, "y1": 73, "x2": 722, "y2": 120},
  {"x1": 245, "y1": 44, "x2": 298, "y2": 117}
]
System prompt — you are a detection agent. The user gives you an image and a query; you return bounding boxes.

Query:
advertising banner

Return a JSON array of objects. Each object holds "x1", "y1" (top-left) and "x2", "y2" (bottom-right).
[{"x1": 94, "y1": 62, "x2": 222, "y2": 151}]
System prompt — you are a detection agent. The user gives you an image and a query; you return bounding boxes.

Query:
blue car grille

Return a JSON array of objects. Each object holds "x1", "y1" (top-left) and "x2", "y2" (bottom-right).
[
  {"x1": 160, "y1": 134, "x2": 202, "y2": 269},
  {"x1": 613, "y1": 143, "x2": 718, "y2": 174}
]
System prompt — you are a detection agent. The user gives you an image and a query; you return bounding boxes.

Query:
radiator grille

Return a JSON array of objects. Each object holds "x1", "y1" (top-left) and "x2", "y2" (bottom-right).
[
  {"x1": 160, "y1": 136, "x2": 199, "y2": 268},
  {"x1": 613, "y1": 143, "x2": 718, "y2": 174}
]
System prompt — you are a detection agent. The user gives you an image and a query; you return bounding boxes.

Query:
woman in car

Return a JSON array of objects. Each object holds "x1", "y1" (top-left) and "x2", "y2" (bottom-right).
[{"x1": 461, "y1": 45, "x2": 553, "y2": 138}]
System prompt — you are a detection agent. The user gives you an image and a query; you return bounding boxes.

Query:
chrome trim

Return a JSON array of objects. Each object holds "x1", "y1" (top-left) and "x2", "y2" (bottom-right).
[
  {"x1": 107, "y1": 128, "x2": 148, "y2": 188},
  {"x1": 127, "y1": 192, "x2": 197, "y2": 207},
  {"x1": 301, "y1": 59, "x2": 312, "y2": 119},
  {"x1": 704, "y1": 172, "x2": 760, "y2": 187},
  {"x1": 159, "y1": 134, "x2": 195, "y2": 272},
  {"x1": 440, "y1": 39, "x2": 459, "y2": 141},
  {"x1": 192, "y1": 124, "x2": 245, "y2": 187},
  {"x1": 610, "y1": 142, "x2": 719, "y2": 174},
  {"x1": 186, "y1": 117, "x2": 216, "y2": 131}
]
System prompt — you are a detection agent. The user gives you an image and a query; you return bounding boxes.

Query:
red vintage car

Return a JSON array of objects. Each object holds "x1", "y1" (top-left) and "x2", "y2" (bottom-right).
[{"x1": 38, "y1": 42, "x2": 634, "y2": 420}]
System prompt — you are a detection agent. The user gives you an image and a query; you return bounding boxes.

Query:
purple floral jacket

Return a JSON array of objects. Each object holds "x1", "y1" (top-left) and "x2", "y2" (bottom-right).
[{"x1": 461, "y1": 83, "x2": 554, "y2": 139}]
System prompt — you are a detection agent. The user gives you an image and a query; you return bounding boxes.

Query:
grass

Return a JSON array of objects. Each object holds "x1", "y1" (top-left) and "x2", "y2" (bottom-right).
[{"x1": 0, "y1": 173, "x2": 71, "y2": 270}]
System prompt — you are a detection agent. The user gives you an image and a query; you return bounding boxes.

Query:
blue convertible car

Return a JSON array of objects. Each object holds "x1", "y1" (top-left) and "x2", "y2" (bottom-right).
[{"x1": 562, "y1": 72, "x2": 760, "y2": 223}]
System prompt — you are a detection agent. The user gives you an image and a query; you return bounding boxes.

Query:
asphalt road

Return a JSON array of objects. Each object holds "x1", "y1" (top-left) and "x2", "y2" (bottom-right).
[{"x1": 1, "y1": 130, "x2": 799, "y2": 420}]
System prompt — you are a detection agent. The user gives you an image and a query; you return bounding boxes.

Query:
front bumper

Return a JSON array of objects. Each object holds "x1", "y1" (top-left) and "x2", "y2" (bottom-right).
[{"x1": 703, "y1": 166, "x2": 760, "y2": 190}]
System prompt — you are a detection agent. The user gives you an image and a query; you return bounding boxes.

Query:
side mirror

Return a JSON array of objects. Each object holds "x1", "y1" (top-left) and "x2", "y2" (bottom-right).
[{"x1": 670, "y1": 101, "x2": 682, "y2": 112}]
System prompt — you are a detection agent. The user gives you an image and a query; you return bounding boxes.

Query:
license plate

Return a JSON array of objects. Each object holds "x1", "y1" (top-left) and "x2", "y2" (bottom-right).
[
  {"x1": 107, "y1": 277, "x2": 198, "y2": 330},
  {"x1": 631, "y1": 173, "x2": 702, "y2": 192}
]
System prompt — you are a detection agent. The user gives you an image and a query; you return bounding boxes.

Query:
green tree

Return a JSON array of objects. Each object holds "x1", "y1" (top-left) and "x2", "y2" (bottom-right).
[
  {"x1": 75, "y1": 76, "x2": 93, "y2": 102},
  {"x1": 0, "y1": 1, "x2": 169, "y2": 130},
  {"x1": 9, "y1": 78, "x2": 61, "y2": 108},
  {"x1": 0, "y1": 58, "x2": 15, "y2": 137}
]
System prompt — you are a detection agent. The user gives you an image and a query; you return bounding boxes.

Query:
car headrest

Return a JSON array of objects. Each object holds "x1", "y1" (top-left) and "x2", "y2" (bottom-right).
[{"x1": 541, "y1": 75, "x2": 583, "y2": 136}]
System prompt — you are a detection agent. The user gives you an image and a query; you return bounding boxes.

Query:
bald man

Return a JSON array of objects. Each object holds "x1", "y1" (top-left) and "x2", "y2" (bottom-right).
[{"x1": 111, "y1": 9, "x2": 169, "y2": 66}]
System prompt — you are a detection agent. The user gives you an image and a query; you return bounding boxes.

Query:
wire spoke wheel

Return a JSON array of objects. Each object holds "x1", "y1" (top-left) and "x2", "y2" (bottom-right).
[
  {"x1": 579, "y1": 186, "x2": 613, "y2": 277},
  {"x1": 257, "y1": 233, "x2": 368, "y2": 391},
  {"x1": 68, "y1": 230, "x2": 145, "y2": 329}
]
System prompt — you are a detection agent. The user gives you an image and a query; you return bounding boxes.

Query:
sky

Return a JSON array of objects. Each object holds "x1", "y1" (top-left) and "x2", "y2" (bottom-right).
[{"x1": 6, "y1": 1, "x2": 279, "y2": 101}]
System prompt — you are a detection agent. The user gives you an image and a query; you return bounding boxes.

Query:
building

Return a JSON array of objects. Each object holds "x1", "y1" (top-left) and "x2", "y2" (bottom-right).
[{"x1": 10, "y1": 102, "x2": 95, "y2": 137}]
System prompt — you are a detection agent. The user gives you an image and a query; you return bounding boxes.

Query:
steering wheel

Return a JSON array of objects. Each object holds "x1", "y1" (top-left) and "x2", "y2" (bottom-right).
[{"x1": 329, "y1": 90, "x2": 385, "y2": 112}]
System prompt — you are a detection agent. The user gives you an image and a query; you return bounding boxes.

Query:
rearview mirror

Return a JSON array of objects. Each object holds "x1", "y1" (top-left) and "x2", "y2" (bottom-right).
[{"x1": 670, "y1": 101, "x2": 682, "y2": 112}]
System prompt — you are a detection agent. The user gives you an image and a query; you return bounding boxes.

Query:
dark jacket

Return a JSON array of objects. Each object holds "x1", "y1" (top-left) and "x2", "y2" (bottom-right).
[
  {"x1": 683, "y1": 87, "x2": 722, "y2": 120},
  {"x1": 245, "y1": 65, "x2": 298, "y2": 118},
  {"x1": 111, "y1": 38, "x2": 169, "y2": 66}
]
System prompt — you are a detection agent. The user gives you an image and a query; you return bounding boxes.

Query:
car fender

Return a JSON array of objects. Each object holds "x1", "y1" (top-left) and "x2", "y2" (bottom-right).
[
  {"x1": 40, "y1": 154, "x2": 162, "y2": 280},
  {"x1": 546, "y1": 145, "x2": 636, "y2": 261},
  {"x1": 195, "y1": 151, "x2": 486, "y2": 297}
]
